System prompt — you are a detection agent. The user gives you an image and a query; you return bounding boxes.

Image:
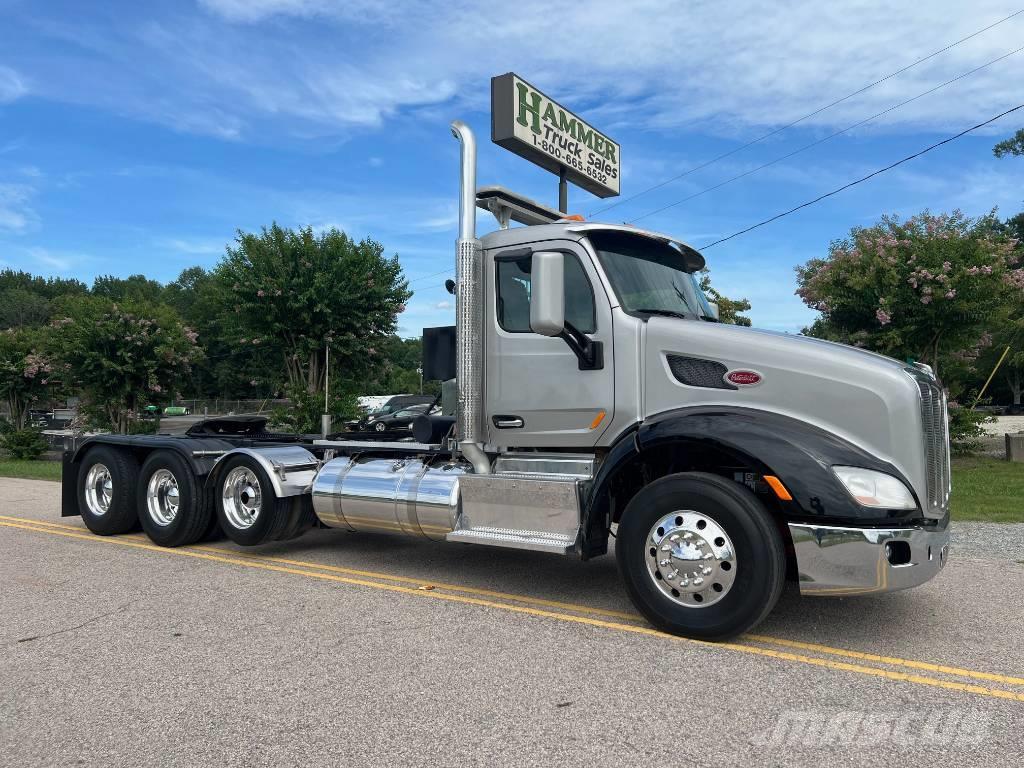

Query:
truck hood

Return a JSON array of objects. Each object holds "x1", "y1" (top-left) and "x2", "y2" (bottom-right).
[
  {"x1": 732, "y1": 325, "x2": 909, "y2": 373},
  {"x1": 642, "y1": 317, "x2": 925, "y2": 485}
]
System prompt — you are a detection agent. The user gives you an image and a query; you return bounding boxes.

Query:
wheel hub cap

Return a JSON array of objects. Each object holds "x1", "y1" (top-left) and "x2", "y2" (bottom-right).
[
  {"x1": 646, "y1": 511, "x2": 737, "y2": 608},
  {"x1": 84, "y1": 463, "x2": 113, "y2": 516},
  {"x1": 146, "y1": 469, "x2": 180, "y2": 527},
  {"x1": 222, "y1": 467, "x2": 261, "y2": 530}
]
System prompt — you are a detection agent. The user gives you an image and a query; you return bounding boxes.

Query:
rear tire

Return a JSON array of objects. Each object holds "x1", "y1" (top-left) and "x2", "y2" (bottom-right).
[
  {"x1": 215, "y1": 455, "x2": 293, "y2": 546},
  {"x1": 137, "y1": 451, "x2": 212, "y2": 547},
  {"x1": 275, "y1": 496, "x2": 317, "y2": 541},
  {"x1": 616, "y1": 472, "x2": 785, "y2": 641},
  {"x1": 77, "y1": 446, "x2": 139, "y2": 536}
]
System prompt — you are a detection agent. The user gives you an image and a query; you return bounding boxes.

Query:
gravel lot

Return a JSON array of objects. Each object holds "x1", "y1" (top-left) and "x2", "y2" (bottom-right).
[
  {"x1": 982, "y1": 416, "x2": 1024, "y2": 436},
  {"x1": 1, "y1": 477, "x2": 1022, "y2": 767}
]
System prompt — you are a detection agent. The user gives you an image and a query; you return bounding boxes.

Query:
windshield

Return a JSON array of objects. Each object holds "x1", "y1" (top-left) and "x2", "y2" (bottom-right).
[{"x1": 588, "y1": 231, "x2": 713, "y2": 320}]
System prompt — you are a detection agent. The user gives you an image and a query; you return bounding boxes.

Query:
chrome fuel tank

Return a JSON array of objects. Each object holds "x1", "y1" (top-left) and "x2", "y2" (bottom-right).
[{"x1": 311, "y1": 456, "x2": 468, "y2": 541}]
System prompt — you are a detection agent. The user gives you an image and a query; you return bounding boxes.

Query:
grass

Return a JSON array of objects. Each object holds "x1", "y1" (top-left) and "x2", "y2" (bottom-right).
[
  {"x1": 0, "y1": 454, "x2": 1019, "y2": 521},
  {"x1": 0, "y1": 459, "x2": 62, "y2": 482},
  {"x1": 951, "y1": 456, "x2": 1024, "y2": 523}
]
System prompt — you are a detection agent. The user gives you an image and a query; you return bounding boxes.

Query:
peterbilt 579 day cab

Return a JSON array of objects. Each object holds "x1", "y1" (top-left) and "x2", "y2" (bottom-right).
[{"x1": 61, "y1": 122, "x2": 951, "y2": 640}]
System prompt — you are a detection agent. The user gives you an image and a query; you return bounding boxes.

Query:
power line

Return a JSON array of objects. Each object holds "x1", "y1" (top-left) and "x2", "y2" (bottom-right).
[
  {"x1": 696, "y1": 103, "x2": 1024, "y2": 250},
  {"x1": 626, "y1": 43, "x2": 1024, "y2": 224},
  {"x1": 589, "y1": 9, "x2": 1024, "y2": 218},
  {"x1": 406, "y1": 267, "x2": 454, "y2": 284}
]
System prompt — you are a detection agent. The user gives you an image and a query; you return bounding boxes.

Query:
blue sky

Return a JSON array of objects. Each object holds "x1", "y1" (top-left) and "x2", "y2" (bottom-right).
[{"x1": 1, "y1": 0, "x2": 1022, "y2": 335}]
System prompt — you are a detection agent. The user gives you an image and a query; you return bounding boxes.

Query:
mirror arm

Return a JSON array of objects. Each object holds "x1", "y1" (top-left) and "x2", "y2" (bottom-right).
[{"x1": 558, "y1": 321, "x2": 604, "y2": 371}]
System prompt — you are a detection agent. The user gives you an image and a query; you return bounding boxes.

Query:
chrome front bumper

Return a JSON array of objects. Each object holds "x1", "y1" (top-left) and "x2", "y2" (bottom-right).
[{"x1": 788, "y1": 522, "x2": 950, "y2": 596}]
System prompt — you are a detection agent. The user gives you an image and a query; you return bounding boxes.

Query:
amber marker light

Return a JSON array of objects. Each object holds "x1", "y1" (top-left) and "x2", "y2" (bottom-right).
[{"x1": 763, "y1": 475, "x2": 793, "y2": 501}]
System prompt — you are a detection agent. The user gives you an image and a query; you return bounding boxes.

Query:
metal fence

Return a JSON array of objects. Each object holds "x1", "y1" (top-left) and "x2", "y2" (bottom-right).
[{"x1": 170, "y1": 399, "x2": 291, "y2": 416}]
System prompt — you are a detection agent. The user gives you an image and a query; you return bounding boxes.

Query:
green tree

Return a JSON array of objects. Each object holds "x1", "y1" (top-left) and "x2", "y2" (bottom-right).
[
  {"x1": 699, "y1": 271, "x2": 752, "y2": 326},
  {"x1": 978, "y1": 322, "x2": 1024, "y2": 406},
  {"x1": 0, "y1": 288, "x2": 51, "y2": 328},
  {"x1": 166, "y1": 266, "x2": 275, "y2": 399},
  {"x1": 214, "y1": 224, "x2": 410, "y2": 428},
  {"x1": 0, "y1": 327, "x2": 51, "y2": 429},
  {"x1": 0, "y1": 269, "x2": 88, "y2": 299},
  {"x1": 91, "y1": 274, "x2": 166, "y2": 304},
  {"x1": 49, "y1": 296, "x2": 201, "y2": 432},
  {"x1": 0, "y1": 269, "x2": 88, "y2": 328},
  {"x1": 796, "y1": 211, "x2": 1023, "y2": 379},
  {"x1": 993, "y1": 128, "x2": 1024, "y2": 158}
]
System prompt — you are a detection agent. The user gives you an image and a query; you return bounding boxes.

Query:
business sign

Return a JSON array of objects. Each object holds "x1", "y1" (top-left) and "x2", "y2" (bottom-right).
[{"x1": 491, "y1": 73, "x2": 620, "y2": 198}]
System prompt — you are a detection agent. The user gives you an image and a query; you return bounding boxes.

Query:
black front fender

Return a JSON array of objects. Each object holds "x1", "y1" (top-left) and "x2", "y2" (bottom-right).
[{"x1": 581, "y1": 407, "x2": 923, "y2": 559}]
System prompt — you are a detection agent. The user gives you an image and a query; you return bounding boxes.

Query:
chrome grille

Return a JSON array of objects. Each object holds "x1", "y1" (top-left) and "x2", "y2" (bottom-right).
[{"x1": 914, "y1": 374, "x2": 951, "y2": 514}]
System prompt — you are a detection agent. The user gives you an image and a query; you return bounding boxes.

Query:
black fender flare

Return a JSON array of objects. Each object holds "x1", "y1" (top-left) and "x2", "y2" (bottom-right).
[
  {"x1": 61, "y1": 435, "x2": 235, "y2": 517},
  {"x1": 581, "y1": 407, "x2": 921, "y2": 559}
]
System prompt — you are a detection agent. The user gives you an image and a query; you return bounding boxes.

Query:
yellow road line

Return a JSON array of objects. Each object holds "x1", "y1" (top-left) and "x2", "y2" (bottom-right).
[
  {"x1": 2, "y1": 517, "x2": 1023, "y2": 704},
  {"x1": 194, "y1": 545, "x2": 643, "y2": 621},
  {"x1": 745, "y1": 635, "x2": 1024, "y2": 687},
  {"x1": 0, "y1": 515, "x2": 642, "y2": 622},
  {"x1": 5, "y1": 514, "x2": 1024, "y2": 689}
]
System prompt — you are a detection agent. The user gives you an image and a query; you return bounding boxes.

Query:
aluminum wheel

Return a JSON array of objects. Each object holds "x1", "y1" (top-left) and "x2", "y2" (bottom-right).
[
  {"x1": 145, "y1": 468, "x2": 180, "y2": 527},
  {"x1": 84, "y1": 463, "x2": 113, "y2": 517},
  {"x1": 646, "y1": 510, "x2": 737, "y2": 608},
  {"x1": 374, "y1": 421, "x2": 386, "y2": 432},
  {"x1": 222, "y1": 466, "x2": 262, "y2": 530}
]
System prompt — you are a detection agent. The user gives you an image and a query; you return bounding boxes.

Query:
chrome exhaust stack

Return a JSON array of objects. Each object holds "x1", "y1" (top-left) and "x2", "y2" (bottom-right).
[{"x1": 450, "y1": 120, "x2": 490, "y2": 474}]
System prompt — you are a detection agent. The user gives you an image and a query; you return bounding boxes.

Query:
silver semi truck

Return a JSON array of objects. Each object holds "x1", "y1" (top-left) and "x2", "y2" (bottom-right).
[{"x1": 61, "y1": 122, "x2": 951, "y2": 640}]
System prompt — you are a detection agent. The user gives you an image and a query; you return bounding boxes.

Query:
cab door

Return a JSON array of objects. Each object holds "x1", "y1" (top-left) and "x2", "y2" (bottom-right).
[{"x1": 484, "y1": 240, "x2": 615, "y2": 448}]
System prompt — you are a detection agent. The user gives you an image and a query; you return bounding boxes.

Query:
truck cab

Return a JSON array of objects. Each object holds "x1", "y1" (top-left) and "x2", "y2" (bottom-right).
[{"x1": 61, "y1": 122, "x2": 950, "y2": 641}]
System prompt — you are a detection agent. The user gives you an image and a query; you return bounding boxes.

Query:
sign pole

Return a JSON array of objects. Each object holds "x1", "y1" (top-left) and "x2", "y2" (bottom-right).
[{"x1": 558, "y1": 166, "x2": 568, "y2": 213}]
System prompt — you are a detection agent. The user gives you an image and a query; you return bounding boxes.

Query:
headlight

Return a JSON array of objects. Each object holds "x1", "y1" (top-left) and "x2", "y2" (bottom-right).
[{"x1": 832, "y1": 466, "x2": 917, "y2": 510}]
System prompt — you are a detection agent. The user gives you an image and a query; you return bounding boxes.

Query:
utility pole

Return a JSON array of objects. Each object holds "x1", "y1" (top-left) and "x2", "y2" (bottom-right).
[
  {"x1": 417, "y1": 367, "x2": 423, "y2": 394},
  {"x1": 321, "y1": 340, "x2": 331, "y2": 438},
  {"x1": 558, "y1": 166, "x2": 568, "y2": 213}
]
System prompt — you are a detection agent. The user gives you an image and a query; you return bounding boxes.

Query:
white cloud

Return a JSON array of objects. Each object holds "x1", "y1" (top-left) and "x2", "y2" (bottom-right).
[
  {"x1": 198, "y1": 0, "x2": 393, "y2": 24},
  {"x1": 0, "y1": 66, "x2": 27, "y2": 103},
  {"x1": 25, "y1": 247, "x2": 84, "y2": 273},
  {"x1": 0, "y1": 183, "x2": 38, "y2": 233},
  {"x1": 434, "y1": 300, "x2": 452, "y2": 310},
  {"x1": 15, "y1": 2, "x2": 1024, "y2": 142},
  {"x1": 157, "y1": 237, "x2": 228, "y2": 256}
]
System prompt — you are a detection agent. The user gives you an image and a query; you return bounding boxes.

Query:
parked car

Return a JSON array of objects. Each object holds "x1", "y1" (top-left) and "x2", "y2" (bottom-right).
[
  {"x1": 351, "y1": 395, "x2": 435, "y2": 431},
  {"x1": 367, "y1": 404, "x2": 434, "y2": 432}
]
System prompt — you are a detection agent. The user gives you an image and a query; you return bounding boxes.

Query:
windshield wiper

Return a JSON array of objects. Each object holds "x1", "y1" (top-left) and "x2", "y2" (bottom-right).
[{"x1": 633, "y1": 308, "x2": 690, "y2": 320}]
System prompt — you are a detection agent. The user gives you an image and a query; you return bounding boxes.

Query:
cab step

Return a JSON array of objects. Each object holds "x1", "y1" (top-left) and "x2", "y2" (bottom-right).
[
  {"x1": 447, "y1": 472, "x2": 583, "y2": 555},
  {"x1": 446, "y1": 526, "x2": 577, "y2": 554}
]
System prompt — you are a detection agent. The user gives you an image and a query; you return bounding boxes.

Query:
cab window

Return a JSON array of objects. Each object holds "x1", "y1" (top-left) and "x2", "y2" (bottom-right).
[{"x1": 496, "y1": 252, "x2": 596, "y2": 333}]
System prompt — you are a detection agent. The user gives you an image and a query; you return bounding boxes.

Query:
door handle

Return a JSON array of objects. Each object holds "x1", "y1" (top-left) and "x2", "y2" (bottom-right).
[{"x1": 492, "y1": 415, "x2": 524, "y2": 429}]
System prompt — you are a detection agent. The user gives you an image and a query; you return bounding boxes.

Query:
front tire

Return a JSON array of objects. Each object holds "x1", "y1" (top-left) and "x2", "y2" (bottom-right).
[
  {"x1": 137, "y1": 451, "x2": 213, "y2": 547},
  {"x1": 616, "y1": 472, "x2": 785, "y2": 641},
  {"x1": 77, "y1": 446, "x2": 140, "y2": 536}
]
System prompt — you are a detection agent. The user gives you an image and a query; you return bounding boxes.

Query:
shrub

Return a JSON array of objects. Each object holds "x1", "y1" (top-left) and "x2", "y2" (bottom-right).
[
  {"x1": 2, "y1": 428, "x2": 49, "y2": 460},
  {"x1": 947, "y1": 401, "x2": 994, "y2": 455}
]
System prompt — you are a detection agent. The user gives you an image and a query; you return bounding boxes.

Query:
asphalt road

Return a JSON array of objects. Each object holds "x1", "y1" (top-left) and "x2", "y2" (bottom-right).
[{"x1": 1, "y1": 477, "x2": 1022, "y2": 767}]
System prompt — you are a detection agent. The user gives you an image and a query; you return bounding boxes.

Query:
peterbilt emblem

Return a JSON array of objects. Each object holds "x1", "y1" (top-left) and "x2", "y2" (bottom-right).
[{"x1": 725, "y1": 369, "x2": 763, "y2": 387}]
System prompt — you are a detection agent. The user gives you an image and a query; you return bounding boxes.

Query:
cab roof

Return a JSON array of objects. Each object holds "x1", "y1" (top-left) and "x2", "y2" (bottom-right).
[{"x1": 480, "y1": 221, "x2": 706, "y2": 272}]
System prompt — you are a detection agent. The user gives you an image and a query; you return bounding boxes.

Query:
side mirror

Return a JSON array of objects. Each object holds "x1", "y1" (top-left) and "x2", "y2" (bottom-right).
[
  {"x1": 530, "y1": 251, "x2": 565, "y2": 337},
  {"x1": 706, "y1": 301, "x2": 720, "y2": 321}
]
